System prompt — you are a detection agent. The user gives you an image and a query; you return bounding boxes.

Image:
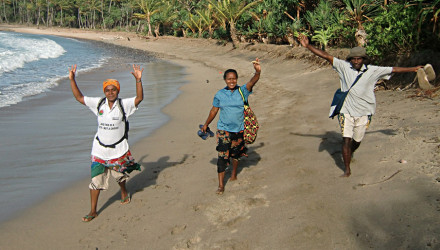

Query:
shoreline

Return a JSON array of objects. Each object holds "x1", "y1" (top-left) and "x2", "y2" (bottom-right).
[
  {"x1": 1, "y1": 24, "x2": 439, "y2": 249},
  {"x1": 0, "y1": 33, "x2": 185, "y2": 224}
]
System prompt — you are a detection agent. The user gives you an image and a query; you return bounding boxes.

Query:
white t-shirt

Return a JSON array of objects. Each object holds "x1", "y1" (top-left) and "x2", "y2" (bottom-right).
[
  {"x1": 84, "y1": 96, "x2": 137, "y2": 160},
  {"x1": 333, "y1": 58, "x2": 393, "y2": 116}
]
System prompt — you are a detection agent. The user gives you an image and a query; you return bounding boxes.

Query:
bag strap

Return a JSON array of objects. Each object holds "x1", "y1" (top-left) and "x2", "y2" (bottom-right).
[
  {"x1": 97, "y1": 98, "x2": 126, "y2": 122},
  {"x1": 95, "y1": 98, "x2": 129, "y2": 148},
  {"x1": 238, "y1": 87, "x2": 249, "y2": 105},
  {"x1": 348, "y1": 65, "x2": 368, "y2": 92}
]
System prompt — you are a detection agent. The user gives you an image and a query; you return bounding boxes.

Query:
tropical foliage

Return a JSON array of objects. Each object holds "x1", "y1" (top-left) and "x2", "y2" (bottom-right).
[{"x1": 0, "y1": 0, "x2": 438, "y2": 61}]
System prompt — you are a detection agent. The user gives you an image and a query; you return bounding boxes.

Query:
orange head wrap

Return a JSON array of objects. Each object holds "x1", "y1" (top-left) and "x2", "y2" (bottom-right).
[{"x1": 103, "y1": 79, "x2": 120, "y2": 92}]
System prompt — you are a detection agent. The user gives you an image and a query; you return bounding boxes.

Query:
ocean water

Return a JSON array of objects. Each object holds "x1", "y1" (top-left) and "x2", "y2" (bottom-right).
[{"x1": 0, "y1": 31, "x2": 187, "y2": 223}]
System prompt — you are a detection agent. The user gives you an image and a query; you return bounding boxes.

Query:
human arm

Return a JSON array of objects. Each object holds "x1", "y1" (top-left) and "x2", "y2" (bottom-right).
[
  {"x1": 201, "y1": 106, "x2": 219, "y2": 133},
  {"x1": 298, "y1": 34, "x2": 333, "y2": 65},
  {"x1": 69, "y1": 64, "x2": 85, "y2": 105},
  {"x1": 392, "y1": 66, "x2": 423, "y2": 73},
  {"x1": 246, "y1": 58, "x2": 262, "y2": 92},
  {"x1": 131, "y1": 64, "x2": 144, "y2": 107}
]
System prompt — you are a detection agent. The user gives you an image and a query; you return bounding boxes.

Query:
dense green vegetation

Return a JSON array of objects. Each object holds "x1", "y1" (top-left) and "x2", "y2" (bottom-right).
[{"x1": 1, "y1": 0, "x2": 438, "y2": 62}]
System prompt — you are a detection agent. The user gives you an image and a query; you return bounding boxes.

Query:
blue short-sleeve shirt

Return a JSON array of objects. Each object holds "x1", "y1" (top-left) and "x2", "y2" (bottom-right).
[{"x1": 213, "y1": 84, "x2": 251, "y2": 132}]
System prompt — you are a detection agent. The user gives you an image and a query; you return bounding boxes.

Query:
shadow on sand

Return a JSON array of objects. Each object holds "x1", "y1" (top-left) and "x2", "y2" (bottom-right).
[
  {"x1": 290, "y1": 129, "x2": 398, "y2": 173},
  {"x1": 209, "y1": 142, "x2": 264, "y2": 187},
  {"x1": 97, "y1": 154, "x2": 189, "y2": 214}
]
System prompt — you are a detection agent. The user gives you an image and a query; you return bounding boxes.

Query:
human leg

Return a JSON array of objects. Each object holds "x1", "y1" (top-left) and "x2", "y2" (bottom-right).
[
  {"x1": 118, "y1": 180, "x2": 130, "y2": 204},
  {"x1": 230, "y1": 159, "x2": 239, "y2": 181},
  {"x1": 83, "y1": 168, "x2": 112, "y2": 222},
  {"x1": 339, "y1": 114, "x2": 370, "y2": 177},
  {"x1": 217, "y1": 172, "x2": 225, "y2": 194},
  {"x1": 351, "y1": 139, "x2": 361, "y2": 154},
  {"x1": 109, "y1": 169, "x2": 130, "y2": 204},
  {"x1": 341, "y1": 137, "x2": 353, "y2": 177},
  {"x1": 83, "y1": 189, "x2": 100, "y2": 222},
  {"x1": 216, "y1": 130, "x2": 231, "y2": 194},
  {"x1": 339, "y1": 114, "x2": 355, "y2": 177},
  {"x1": 228, "y1": 131, "x2": 246, "y2": 181}
]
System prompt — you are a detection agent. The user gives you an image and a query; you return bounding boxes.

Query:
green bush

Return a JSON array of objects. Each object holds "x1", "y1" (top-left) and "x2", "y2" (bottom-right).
[
  {"x1": 364, "y1": 3, "x2": 419, "y2": 61},
  {"x1": 213, "y1": 26, "x2": 229, "y2": 40}
]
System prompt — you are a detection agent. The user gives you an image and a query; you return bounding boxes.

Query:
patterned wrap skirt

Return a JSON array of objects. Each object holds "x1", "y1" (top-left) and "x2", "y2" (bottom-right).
[
  {"x1": 216, "y1": 130, "x2": 247, "y2": 172},
  {"x1": 91, "y1": 150, "x2": 141, "y2": 179}
]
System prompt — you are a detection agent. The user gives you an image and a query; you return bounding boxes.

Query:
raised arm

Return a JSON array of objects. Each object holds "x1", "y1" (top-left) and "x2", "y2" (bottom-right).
[
  {"x1": 202, "y1": 106, "x2": 219, "y2": 133},
  {"x1": 131, "y1": 64, "x2": 144, "y2": 107},
  {"x1": 392, "y1": 66, "x2": 423, "y2": 73},
  {"x1": 246, "y1": 58, "x2": 262, "y2": 92},
  {"x1": 69, "y1": 64, "x2": 85, "y2": 105},
  {"x1": 298, "y1": 34, "x2": 334, "y2": 65}
]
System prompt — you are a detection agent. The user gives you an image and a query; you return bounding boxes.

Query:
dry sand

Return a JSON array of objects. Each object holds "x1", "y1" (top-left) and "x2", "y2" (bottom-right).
[{"x1": 0, "y1": 25, "x2": 439, "y2": 249}]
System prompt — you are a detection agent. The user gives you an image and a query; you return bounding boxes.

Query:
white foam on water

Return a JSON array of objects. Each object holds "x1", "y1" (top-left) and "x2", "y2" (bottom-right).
[
  {"x1": 0, "y1": 33, "x2": 66, "y2": 76},
  {"x1": 0, "y1": 77, "x2": 60, "y2": 108},
  {"x1": 0, "y1": 32, "x2": 109, "y2": 108}
]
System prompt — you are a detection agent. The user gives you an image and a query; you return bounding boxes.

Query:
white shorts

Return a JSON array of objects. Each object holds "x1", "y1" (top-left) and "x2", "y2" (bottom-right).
[
  {"x1": 338, "y1": 113, "x2": 372, "y2": 142},
  {"x1": 89, "y1": 168, "x2": 129, "y2": 190}
]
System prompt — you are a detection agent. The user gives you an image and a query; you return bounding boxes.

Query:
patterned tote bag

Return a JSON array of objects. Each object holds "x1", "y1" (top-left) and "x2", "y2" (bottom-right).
[{"x1": 238, "y1": 88, "x2": 259, "y2": 144}]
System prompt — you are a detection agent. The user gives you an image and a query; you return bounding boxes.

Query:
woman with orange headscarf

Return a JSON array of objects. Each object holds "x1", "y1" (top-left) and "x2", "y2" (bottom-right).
[{"x1": 69, "y1": 64, "x2": 144, "y2": 222}]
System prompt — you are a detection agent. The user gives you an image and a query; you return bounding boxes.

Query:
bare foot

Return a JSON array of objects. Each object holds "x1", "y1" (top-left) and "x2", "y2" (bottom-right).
[
  {"x1": 230, "y1": 176, "x2": 237, "y2": 181},
  {"x1": 340, "y1": 172, "x2": 351, "y2": 177},
  {"x1": 216, "y1": 186, "x2": 224, "y2": 195}
]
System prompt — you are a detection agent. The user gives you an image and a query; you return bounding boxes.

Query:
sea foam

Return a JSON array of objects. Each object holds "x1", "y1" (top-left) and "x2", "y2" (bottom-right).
[{"x1": 0, "y1": 33, "x2": 66, "y2": 76}]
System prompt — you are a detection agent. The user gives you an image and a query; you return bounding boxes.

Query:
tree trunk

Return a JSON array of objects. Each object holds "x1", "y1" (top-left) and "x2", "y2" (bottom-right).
[
  {"x1": 60, "y1": 7, "x2": 63, "y2": 26},
  {"x1": 154, "y1": 23, "x2": 160, "y2": 37},
  {"x1": 101, "y1": 0, "x2": 105, "y2": 29},
  {"x1": 37, "y1": 7, "x2": 40, "y2": 27},
  {"x1": 78, "y1": 10, "x2": 82, "y2": 28},
  {"x1": 147, "y1": 15, "x2": 153, "y2": 37},
  {"x1": 208, "y1": 26, "x2": 213, "y2": 38},
  {"x1": 46, "y1": 0, "x2": 49, "y2": 27},
  {"x1": 229, "y1": 21, "x2": 240, "y2": 48},
  {"x1": 3, "y1": 1, "x2": 9, "y2": 23},
  {"x1": 355, "y1": 28, "x2": 367, "y2": 47}
]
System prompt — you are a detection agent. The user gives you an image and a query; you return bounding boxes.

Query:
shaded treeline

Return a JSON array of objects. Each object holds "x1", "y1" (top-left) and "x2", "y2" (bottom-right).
[{"x1": 1, "y1": 0, "x2": 438, "y2": 61}]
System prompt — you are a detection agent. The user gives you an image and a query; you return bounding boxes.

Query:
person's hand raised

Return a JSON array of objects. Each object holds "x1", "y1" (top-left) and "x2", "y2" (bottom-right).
[
  {"x1": 131, "y1": 64, "x2": 144, "y2": 82},
  {"x1": 69, "y1": 64, "x2": 77, "y2": 80},
  {"x1": 252, "y1": 58, "x2": 261, "y2": 73}
]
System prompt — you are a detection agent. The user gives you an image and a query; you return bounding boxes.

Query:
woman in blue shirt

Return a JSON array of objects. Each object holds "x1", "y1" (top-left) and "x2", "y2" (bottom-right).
[{"x1": 202, "y1": 58, "x2": 261, "y2": 194}]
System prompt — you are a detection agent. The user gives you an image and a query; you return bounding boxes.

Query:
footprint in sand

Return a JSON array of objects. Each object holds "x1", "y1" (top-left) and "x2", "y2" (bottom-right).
[
  {"x1": 171, "y1": 224, "x2": 187, "y2": 235},
  {"x1": 204, "y1": 194, "x2": 269, "y2": 227}
]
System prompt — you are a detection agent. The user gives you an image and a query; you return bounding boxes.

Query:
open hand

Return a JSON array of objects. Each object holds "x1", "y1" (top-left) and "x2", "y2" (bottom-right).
[{"x1": 131, "y1": 64, "x2": 144, "y2": 82}]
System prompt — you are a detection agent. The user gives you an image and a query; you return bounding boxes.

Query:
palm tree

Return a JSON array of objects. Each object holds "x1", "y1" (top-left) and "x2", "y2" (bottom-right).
[
  {"x1": 133, "y1": 0, "x2": 162, "y2": 37},
  {"x1": 0, "y1": 0, "x2": 11, "y2": 23},
  {"x1": 196, "y1": 3, "x2": 216, "y2": 38},
  {"x1": 151, "y1": 1, "x2": 177, "y2": 36},
  {"x1": 209, "y1": 0, "x2": 261, "y2": 47},
  {"x1": 312, "y1": 28, "x2": 333, "y2": 51},
  {"x1": 416, "y1": 0, "x2": 440, "y2": 35},
  {"x1": 59, "y1": 0, "x2": 75, "y2": 26},
  {"x1": 343, "y1": 0, "x2": 381, "y2": 47}
]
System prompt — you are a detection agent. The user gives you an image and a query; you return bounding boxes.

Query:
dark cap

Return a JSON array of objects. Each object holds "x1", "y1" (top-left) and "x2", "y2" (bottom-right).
[{"x1": 346, "y1": 47, "x2": 368, "y2": 60}]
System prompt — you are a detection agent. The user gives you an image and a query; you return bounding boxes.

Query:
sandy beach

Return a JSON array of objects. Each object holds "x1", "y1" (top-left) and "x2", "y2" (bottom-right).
[{"x1": 0, "y1": 25, "x2": 439, "y2": 249}]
